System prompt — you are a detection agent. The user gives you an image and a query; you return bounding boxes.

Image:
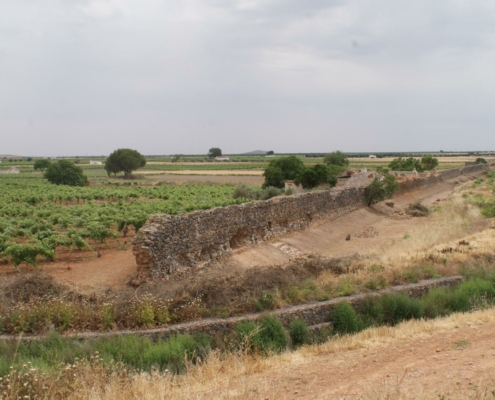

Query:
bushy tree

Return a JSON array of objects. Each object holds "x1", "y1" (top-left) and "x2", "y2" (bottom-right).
[
  {"x1": 44, "y1": 160, "x2": 88, "y2": 187},
  {"x1": 266, "y1": 150, "x2": 274, "y2": 155},
  {"x1": 365, "y1": 173, "x2": 398, "y2": 206},
  {"x1": 475, "y1": 158, "x2": 487, "y2": 164},
  {"x1": 262, "y1": 164, "x2": 285, "y2": 188},
  {"x1": 294, "y1": 164, "x2": 338, "y2": 189},
  {"x1": 420, "y1": 156, "x2": 439, "y2": 171},
  {"x1": 262, "y1": 156, "x2": 304, "y2": 188},
  {"x1": 105, "y1": 149, "x2": 146, "y2": 178},
  {"x1": 324, "y1": 151, "x2": 349, "y2": 167},
  {"x1": 33, "y1": 159, "x2": 51, "y2": 172},
  {"x1": 208, "y1": 147, "x2": 222, "y2": 158}
]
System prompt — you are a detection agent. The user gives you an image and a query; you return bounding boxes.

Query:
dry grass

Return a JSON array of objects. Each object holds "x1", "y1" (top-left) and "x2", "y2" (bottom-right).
[
  {"x1": 345, "y1": 184, "x2": 492, "y2": 279},
  {"x1": 55, "y1": 308, "x2": 495, "y2": 400}
]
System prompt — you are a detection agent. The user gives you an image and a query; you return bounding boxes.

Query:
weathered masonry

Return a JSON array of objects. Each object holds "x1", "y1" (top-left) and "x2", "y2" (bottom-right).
[
  {"x1": 133, "y1": 163, "x2": 489, "y2": 279},
  {"x1": 133, "y1": 186, "x2": 367, "y2": 278}
]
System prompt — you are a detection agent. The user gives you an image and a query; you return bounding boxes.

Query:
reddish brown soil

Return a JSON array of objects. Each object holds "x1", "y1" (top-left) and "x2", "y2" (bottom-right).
[
  {"x1": 222, "y1": 318, "x2": 495, "y2": 399},
  {"x1": 0, "y1": 244, "x2": 136, "y2": 294},
  {"x1": 44, "y1": 248, "x2": 136, "y2": 293}
]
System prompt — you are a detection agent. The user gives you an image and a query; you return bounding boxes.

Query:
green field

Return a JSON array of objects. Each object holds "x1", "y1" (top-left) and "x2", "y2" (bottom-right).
[{"x1": 0, "y1": 174, "x2": 245, "y2": 266}]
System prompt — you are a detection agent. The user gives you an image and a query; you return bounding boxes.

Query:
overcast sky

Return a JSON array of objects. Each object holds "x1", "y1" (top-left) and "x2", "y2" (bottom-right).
[{"x1": 1, "y1": 0, "x2": 495, "y2": 156}]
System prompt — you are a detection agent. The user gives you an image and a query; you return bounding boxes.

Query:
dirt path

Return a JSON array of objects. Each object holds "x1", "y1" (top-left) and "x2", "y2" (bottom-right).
[{"x1": 202, "y1": 311, "x2": 495, "y2": 399}]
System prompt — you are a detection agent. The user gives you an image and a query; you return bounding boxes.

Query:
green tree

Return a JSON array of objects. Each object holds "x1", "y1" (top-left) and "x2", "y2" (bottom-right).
[
  {"x1": 44, "y1": 160, "x2": 88, "y2": 187},
  {"x1": 365, "y1": 173, "x2": 398, "y2": 206},
  {"x1": 105, "y1": 149, "x2": 146, "y2": 178},
  {"x1": 420, "y1": 156, "x2": 438, "y2": 171},
  {"x1": 388, "y1": 157, "x2": 424, "y2": 172},
  {"x1": 262, "y1": 156, "x2": 304, "y2": 188},
  {"x1": 33, "y1": 159, "x2": 51, "y2": 172},
  {"x1": 208, "y1": 147, "x2": 222, "y2": 158},
  {"x1": 475, "y1": 158, "x2": 487, "y2": 164},
  {"x1": 262, "y1": 164, "x2": 285, "y2": 188},
  {"x1": 324, "y1": 151, "x2": 349, "y2": 167},
  {"x1": 266, "y1": 150, "x2": 274, "y2": 155},
  {"x1": 294, "y1": 164, "x2": 337, "y2": 189}
]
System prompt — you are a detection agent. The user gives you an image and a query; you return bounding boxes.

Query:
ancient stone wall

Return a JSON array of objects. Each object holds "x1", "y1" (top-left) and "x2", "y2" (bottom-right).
[
  {"x1": 133, "y1": 164, "x2": 488, "y2": 278},
  {"x1": 133, "y1": 186, "x2": 367, "y2": 278}
]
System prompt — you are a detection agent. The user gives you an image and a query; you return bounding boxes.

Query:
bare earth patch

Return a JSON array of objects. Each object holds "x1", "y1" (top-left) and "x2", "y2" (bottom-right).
[{"x1": 192, "y1": 310, "x2": 495, "y2": 399}]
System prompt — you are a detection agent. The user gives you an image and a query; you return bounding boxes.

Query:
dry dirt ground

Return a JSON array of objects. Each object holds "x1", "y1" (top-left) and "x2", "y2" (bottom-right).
[{"x1": 184, "y1": 310, "x2": 495, "y2": 400}]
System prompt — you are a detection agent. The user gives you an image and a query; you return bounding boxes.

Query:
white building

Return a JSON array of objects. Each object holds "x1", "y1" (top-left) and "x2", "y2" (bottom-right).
[
  {"x1": 90, "y1": 160, "x2": 103, "y2": 165},
  {"x1": 215, "y1": 156, "x2": 230, "y2": 161},
  {"x1": 368, "y1": 155, "x2": 377, "y2": 159}
]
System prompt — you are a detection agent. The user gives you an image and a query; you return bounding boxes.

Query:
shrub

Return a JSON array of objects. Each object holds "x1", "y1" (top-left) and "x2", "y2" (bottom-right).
[
  {"x1": 357, "y1": 295, "x2": 384, "y2": 327},
  {"x1": 332, "y1": 302, "x2": 359, "y2": 334},
  {"x1": 140, "y1": 334, "x2": 210, "y2": 373},
  {"x1": 335, "y1": 276, "x2": 356, "y2": 296},
  {"x1": 379, "y1": 294, "x2": 423, "y2": 325},
  {"x1": 457, "y1": 278, "x2": 495, "y2": 301},
  {"x1": 260, "y1": 186, "x2": 284, "y2": 200},
  {"x1": 257, "y1": 315, "x2": 289, "y2": 352},
  {"x1": 255, "y1": 292, "x2": 277, "y2": 311},
  {"x1": 235, "y1": 315, "x2": 289, "y2": 353},
  {"x1": 406, "y1": 202, "x2": 430, "y2": 217},
  {"x1": 288, "y1": 319, "x2": 309, "y2": 346},
  {"x1": 232, "y1": 184, "x2": 252, "y2": 199},
  {"x1": 481, "y1": 203, "x2": 495, "y2": 218},
  {"x1": 232, "y1": 184, "x2": 283, "y2": 201}
]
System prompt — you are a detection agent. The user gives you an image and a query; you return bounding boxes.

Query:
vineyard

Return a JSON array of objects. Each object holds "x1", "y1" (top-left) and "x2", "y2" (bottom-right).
[{"x1": 0, "y1": 175, "x2": 244, "y2": 267}]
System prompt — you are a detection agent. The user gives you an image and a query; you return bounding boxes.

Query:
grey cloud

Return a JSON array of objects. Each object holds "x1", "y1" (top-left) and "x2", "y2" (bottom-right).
[{"x1": 1, "y1": 0, "x2": 495, "y2": 156}]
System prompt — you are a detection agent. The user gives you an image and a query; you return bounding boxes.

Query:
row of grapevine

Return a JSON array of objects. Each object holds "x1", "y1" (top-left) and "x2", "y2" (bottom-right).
[{"x1": 0, "y1": 176, "x2": 245, "y2": 266}]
